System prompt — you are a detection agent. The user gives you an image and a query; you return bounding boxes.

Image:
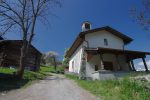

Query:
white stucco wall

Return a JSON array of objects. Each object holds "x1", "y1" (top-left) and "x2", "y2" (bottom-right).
[
  {"x1": 85, "y1": 30, "x2": 124, "y2": 49},
  {"x1": 69, "y1": 44, "x2": 83, "y2": 73},
  {"x1": 69, "y1": 30, "x2": 127, "y2": 77}
]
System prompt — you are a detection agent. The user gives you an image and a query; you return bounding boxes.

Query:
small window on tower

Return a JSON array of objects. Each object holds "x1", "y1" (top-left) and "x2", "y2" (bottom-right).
[
  {"x1": 104, "y1": 38, "x2": 108, "y2": 46},
  {"x1": 85, "y1": 23, "x2": 90, "y2": 29}
]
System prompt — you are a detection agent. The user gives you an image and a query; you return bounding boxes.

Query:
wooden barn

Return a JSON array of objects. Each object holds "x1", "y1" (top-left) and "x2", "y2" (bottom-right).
[{"x1": 0, "y1": 40, "x2": 42, "y2": 71}]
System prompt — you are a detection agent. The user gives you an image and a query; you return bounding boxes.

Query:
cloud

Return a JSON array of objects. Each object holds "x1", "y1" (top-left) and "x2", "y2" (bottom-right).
[
  {"x1": 136, "y1": 60, "x2": 150, "y2": 71},
  {"x1": 137, "y1": 60, "x2": 150, "y2": 66},
  {"x1": 138, "y1": 62, "x2": 144, "y2": 66}
]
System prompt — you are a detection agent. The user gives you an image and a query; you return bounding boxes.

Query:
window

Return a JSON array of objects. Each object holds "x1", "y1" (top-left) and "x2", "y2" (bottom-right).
[
  {"x1": 85, "y1": 23, "x2": 90, "y2": 29},
  {"x1": 95, "y1": 65, "x2": 99, "y2": 71},
  {"x1": 104, "y1": 38, "x2": 108, "y2": 46}
]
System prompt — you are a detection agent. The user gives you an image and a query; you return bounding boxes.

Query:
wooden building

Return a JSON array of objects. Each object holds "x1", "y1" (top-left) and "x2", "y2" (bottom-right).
[{"x1": 0, "y1": 40, "x2": 42, "y2": 71}]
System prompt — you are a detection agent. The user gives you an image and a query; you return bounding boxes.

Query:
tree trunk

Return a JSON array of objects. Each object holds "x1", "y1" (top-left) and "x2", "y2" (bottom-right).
[
  {"x1": 16, "y1": 41, "x2": 27, "y2": 79},
  {"x1": 53, "y1": 57, "x2": 57, "y2": 71}
]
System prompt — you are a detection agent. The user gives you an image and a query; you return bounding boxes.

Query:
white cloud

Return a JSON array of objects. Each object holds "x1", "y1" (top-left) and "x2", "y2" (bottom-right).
[
  {"x1": 136, "y1": 60, "x2": 150, "y2": 71},
  {"x1": 137, "y1": 60, "x2": 150, "y2": 66},
  {"x1": 138, "y1": 62, "x2": 144, "y2": 66}
]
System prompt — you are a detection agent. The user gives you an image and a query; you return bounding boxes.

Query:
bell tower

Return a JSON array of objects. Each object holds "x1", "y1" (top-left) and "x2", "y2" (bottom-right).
[{"x1": 82, "y1": 21, "x2": 92, "y2": 32}]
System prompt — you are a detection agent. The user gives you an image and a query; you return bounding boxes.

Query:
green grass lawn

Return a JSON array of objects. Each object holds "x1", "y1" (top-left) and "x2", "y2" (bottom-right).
[
  {"x1": 65, "y1": 74, "x2": 150, "y2": 100},
  {"x1": 126, "y1": 71, "x2": 150, "y2": 77},
  {"x1": 0, "y1": 66, "x2": 52, "y2": 92}
]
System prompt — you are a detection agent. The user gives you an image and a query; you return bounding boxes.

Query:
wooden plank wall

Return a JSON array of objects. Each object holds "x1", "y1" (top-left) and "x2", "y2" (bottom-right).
[{"x1": 0, "y1": 41, "x2": 42, "y2": 71}]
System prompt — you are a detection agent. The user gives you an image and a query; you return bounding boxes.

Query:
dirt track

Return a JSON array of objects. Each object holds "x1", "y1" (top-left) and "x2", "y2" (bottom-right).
[{"x1": 0, "y1": 74, "x2": 101, "y2": 100}]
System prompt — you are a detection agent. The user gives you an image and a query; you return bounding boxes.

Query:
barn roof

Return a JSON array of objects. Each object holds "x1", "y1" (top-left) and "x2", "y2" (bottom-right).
[{"x1": 0, "y1": 40, "x2": 42, "y2": 55}]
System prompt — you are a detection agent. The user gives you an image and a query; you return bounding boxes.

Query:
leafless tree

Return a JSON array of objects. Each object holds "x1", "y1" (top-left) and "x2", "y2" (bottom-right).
[
  {"x1": 0, "y1": 0, "x2": 61, "y2": 79},
  {"x1": 44, "y1": 51, "x2": 59, "y2": 70},
  {"x1": 130, "y1": 0, "x2": 150, "y2": 30}
]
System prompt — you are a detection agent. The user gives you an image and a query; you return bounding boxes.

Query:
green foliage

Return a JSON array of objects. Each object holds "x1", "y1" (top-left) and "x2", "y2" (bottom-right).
[
  {"x1": 0, "y1": 68, "x2": 15, "y2": 74},
  {"x1": 58, "y1": 66, "x2": 65, "y2": 72},
  {"x1": 62, "y1": 48, "x2": 69, "y2": 67},
  {"x1": 62, "y1": 57, "x2": 69, "y2": 66},
  {"x1": 38, "y1": 65, "x2": 65, "y2": 74},
  {"x1": 65, "y1": 74, "x2": 79, "y2": 80},
  {"x1": 65, "y1": 74, "x2": 150, "y2": 100},
  {"x1": 126, "y1": 72, "x2": 150, "y2": 77},
  {"x1": 39, "y1": 66, "x2": 54, "y2": 73}
]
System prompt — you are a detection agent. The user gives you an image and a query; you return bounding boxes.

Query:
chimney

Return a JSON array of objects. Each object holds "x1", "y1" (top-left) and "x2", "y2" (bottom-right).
[{"x1": 82, "y1": 21, "x2": 91, "y2": 32}]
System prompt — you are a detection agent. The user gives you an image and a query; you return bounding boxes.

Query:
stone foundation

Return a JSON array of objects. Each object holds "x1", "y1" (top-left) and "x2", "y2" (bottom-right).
[{"x1": 92, "y1": 70, "x2": 129, "y2": 80}]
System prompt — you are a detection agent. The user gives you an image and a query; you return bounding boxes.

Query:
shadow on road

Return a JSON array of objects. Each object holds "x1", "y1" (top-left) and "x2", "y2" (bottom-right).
[{"x1": 0, "y1": 73, "x2": 30, "y2": 92}]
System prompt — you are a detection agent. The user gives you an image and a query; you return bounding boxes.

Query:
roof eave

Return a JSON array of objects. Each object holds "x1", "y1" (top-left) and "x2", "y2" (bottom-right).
[{"x1": 66, "y1": 26, "x2": 134, "y2": 58}]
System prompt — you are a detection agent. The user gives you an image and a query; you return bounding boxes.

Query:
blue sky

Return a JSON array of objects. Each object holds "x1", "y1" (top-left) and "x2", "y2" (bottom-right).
[{"x1": 4, "y1": 0, "x2": 150, "y2": 68}]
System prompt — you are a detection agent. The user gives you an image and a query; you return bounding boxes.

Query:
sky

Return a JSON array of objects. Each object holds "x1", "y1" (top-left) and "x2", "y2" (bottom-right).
[{"x1": 4, "y1": 0, "x2": 150, "y2": 70}]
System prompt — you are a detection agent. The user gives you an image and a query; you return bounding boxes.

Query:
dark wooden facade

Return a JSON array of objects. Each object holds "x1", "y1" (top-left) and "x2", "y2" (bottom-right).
[
  {"x1": 0, "y1": 36, "x2": 3, "y2": 40},
  {"x1": 0, "y1": 40, "x2": 42, "y2": 71}
]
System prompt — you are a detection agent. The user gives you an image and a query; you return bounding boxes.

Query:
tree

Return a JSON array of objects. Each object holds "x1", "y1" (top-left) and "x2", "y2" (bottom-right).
[
  {"x1": 41, "y1": 53, "x2": 46, "y2": 66},
  {"x1": 0, "y1": 0, "x2": 61, "y2": 79},
  {"x1": 130, "y1": 0, "x2": 150, "y2": 30},
  {"x1": 44, "y1": 51, "x2": 59, "y2": 70},
  {"x1": 62, "y1": 48, "x2": 69, "y2": 67}
]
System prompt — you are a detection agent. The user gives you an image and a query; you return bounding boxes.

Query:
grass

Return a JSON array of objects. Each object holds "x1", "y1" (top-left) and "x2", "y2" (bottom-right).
[
  {"x1": 126, "y1": 71, "x2": 150, "y2": 77},
  {"x1": 46, "y1": 65, "x2": 65, "y2": 74},
  {"x1": 65, "y1": 74, "x2": 150, "y2": 100},
  {"x1": 0, "y1": 66, "x2": 52, "y2": 92}
]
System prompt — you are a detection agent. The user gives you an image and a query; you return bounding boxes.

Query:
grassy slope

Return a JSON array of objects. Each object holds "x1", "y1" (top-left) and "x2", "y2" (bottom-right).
[
  {"x1": 0, "y1": 66, "x2": 53, "y2": 92},
  {"x1": 65, "y1": 74, "x2": 150, "y2": 100}
]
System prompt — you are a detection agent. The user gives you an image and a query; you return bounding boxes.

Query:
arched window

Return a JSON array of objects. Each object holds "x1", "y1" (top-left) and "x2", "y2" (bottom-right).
[{"x1": 104, "y1": 38, "x2": 108, "y2": 46}]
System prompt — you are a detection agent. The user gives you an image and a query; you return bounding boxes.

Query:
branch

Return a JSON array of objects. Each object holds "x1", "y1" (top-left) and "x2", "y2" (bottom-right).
[
  {"x1": 0, "y1": 1, "x2": 23, "y2": 22},
  {"x1": 2, "y1": 23, "x2": 16, "y2": 34},
  {"x1": 0, "y1": 13, "x2": 21, "y2": 26}
]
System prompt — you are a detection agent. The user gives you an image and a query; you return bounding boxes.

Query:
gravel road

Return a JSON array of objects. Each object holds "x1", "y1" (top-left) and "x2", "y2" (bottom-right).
[{"x1": 0, "y1": 74, "x2": 101, "y2": 100}]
